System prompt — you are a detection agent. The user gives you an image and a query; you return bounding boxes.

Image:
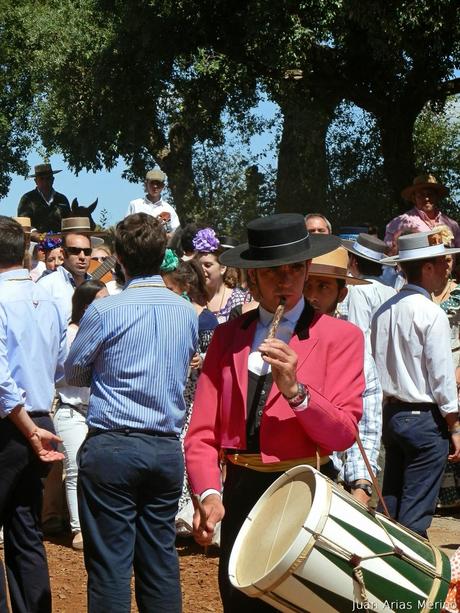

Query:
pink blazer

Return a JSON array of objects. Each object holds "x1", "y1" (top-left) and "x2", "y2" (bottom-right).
[{"x1": 185, "y1": 303, "x2": 365, "y2": 493}]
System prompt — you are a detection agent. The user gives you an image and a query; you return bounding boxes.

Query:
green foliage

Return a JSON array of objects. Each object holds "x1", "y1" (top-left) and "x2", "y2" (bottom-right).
[
  {"x1": 98, "y1": 208, "x2": 109, "y2": 229},
  {"x1": 188, "y1": 142, "x2": 275, "y2": 238},
  {"x1": 327, "y1": 96, "x2": 460, "y2": 235},
  {"x1": 413, "y1": 98, "x2": 460, "y2": 217},
  {"x1": 0, "y1": 4, "x2": 34, "y2": 197}
]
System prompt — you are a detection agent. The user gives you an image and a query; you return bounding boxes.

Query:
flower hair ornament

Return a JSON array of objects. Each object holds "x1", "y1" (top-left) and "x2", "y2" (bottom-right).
[
  {"x1": 160, "y1": 249, "x2": 179, "y2": 273},
  {"x1": 38, "y1": 234, "x2": 62, "y2": 252},
  {"x1": 192, "y1": 228, "x2": 220, "y2": 253}
]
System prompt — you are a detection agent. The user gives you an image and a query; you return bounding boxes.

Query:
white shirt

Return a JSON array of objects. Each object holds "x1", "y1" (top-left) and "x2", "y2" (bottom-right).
[
  {"x1": 370, "y1": 284, "x2": 458, "y2": 416},
  {"x1": 248, "y1": 297, "x2": 305, "y2": 376},
  {"x1": 125, "y1": 196, "x2": 180, "y2": 231},
  {"x1": 343, "y1": 277, "x2": 397, "y2": 334},
  {"x1": 57, "y1": 323, "x2": 89, "y2": 407},
  {"x1": 38, "y1": 265, "x2": 76, "y2": 323}
]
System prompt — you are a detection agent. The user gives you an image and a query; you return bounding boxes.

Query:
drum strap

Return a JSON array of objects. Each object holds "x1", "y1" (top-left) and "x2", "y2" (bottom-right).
[{"x1": 355, "y1": 427, "x2": 391, "y2": 518}]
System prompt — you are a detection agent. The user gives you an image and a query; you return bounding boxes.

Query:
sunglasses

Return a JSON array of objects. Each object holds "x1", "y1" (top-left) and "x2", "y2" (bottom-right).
[{"x1": 65, "y1": 247, "x2": 92, "y2": 256}]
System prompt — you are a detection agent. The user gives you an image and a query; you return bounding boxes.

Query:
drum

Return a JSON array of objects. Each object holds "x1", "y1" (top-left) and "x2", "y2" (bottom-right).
[{"x1": 229, "y1": 465, "x2": 451, "y2": 612}]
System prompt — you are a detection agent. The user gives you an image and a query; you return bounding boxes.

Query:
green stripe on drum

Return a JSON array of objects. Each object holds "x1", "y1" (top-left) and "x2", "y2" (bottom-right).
[
  {"x1": 318, "y1": 547, "x2": 444, "y2": 611},
  {"x1": 331, "y1": 516, "x2": 435, "y2": 596},
  {"x1": 292, "y1": 573, "x2": 356, "y2": 611},
  {"x1": 377, "y1": 518, "x2": 434, "y2": 564}
]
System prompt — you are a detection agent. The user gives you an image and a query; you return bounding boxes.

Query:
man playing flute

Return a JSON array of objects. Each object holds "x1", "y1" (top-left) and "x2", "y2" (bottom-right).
[{"x1": 185, "y1": 213, "x2": 366, "y2": 612}]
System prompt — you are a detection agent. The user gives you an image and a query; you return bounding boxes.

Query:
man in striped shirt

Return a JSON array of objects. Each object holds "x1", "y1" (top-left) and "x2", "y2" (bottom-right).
[{"x1": 65, "y1": 213, "x2": 198, "y2": 613}]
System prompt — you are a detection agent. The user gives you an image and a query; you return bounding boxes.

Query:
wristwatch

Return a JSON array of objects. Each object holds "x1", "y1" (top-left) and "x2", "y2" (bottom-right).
[
  {"x1": 350, "y1": 481, "x2": 372, "y2": 497},
  {"x1": 283, "y1": 382, "x2": 308, "y2": 407}
]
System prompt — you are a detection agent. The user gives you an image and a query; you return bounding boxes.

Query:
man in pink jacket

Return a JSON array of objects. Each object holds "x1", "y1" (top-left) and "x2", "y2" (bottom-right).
[{"x1": 185, "y1": 213, "x2": 366, "y2": 612}]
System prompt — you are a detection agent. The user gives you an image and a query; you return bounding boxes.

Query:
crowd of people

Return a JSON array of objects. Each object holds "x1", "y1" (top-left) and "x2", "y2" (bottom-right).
[{"x1": 0, "y1": 164, "x2": 459, "y2": 613}]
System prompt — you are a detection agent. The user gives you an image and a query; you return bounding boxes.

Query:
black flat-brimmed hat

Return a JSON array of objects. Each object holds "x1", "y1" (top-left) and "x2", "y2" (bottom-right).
[
  {"x1": 342, "y1": 233, "x2": 395, "y2": 265},
  {"x1": 220, "y1": 214, "x2": 340, "y2": 269}
]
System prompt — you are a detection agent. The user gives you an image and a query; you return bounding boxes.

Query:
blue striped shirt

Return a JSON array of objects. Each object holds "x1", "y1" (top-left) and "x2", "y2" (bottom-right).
[{"x1": 65, "y1": 275, "x2": 198, "y2": 433}]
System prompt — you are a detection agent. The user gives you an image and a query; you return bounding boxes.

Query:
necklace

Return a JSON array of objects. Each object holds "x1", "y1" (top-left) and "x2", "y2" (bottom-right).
[{"x1": 208, "y1": 285, "x2": 227, "y2": 314}]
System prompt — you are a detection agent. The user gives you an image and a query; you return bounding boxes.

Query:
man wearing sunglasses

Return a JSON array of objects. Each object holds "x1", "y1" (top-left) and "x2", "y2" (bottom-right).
[{"x1": 38, "y1": 231, "x2": 92, "y2": 323}]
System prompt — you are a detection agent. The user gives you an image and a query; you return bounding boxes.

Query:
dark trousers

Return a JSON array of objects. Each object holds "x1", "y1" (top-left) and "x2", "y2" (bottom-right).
[
  {"x1": 0, "y1": 414, "x2": 53, "y2": 613},
  {"x1": 77, "y1": 431, "x2": 184, "y2": 613},
  {"x1": 380, "y1": 403, "x2": 449, "y2": 538},
  {"x1": 219, "y1": 460, "x2": 337, "y2": 613}
]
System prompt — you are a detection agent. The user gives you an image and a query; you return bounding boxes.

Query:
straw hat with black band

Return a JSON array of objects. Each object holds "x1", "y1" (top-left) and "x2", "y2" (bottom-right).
[
  {"x1": 220, "y1": 214, "x2": 340, "y2": 269},
  {"x1": 382, "y1": 230, "x2": 460, "y2": 264},
  {"x1": 401, "y1": 174, "x2": 449, "y2": 202},
  {"x1": 28, "y1": 163, "x2": 62, "y2": 178}
]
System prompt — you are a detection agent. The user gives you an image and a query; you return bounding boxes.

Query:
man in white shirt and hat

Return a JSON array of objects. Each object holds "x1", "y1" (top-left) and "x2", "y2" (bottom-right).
[
  {"x1": 126, "y1": 169, "x2": 180, "y2": 234},
  {"x1": 340, "y1": 233, "x2": 396, "y2": 341},
  {"x1": 371, "y1": 230, "x2": 460, "y2": 537}
]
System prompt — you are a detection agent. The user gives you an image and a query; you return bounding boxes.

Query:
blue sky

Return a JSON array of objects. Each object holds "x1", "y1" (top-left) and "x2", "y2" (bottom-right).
[
  {"x1": 0, "y1": 100, "x2": 279, "y2": 228},
  {"x1": 1, "y1": 154, "x2": 143, "y2": 228}
]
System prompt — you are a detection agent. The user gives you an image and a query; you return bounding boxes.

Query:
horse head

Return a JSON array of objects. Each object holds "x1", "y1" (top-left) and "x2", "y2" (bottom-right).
[{"x1": 69, "y1": 198, "x2": 98, "y2": 230}]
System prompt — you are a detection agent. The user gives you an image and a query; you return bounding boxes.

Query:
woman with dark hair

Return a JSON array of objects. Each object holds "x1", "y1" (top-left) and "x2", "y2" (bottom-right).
[
  {"x1": 193, "y1": 228, "x2": 247, "y2": 323},
  {"x1": 161, "y1": 250, "x2": 219, "y2": 536},
  {"x1": 54, "y1": 280, "x2": 108, "y2": 550}
]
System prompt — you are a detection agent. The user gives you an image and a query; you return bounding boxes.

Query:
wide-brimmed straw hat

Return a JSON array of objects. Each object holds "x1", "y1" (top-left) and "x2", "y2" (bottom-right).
[
  {"x1": 28, "y1": 163, "x2": 62, "y2": 178},
  {"x1": 401, "y1": 174, "x2": 449, "y2": 202},
  {"x1": 13, "y1": 216, "x2": 32, "y2": 233},
  {"x1": 60, "y1": 217, "x2": 106, "y2": 237},
  {"x1": 220, "y1": 214, "x2": 340, "y2": 269},
  {"x1": 382, "y1": 229, "x2": 460, "y2": 264},
  {"x1": 342, "y1": 233, "x2": 395, "y2": 266},
  {"x1": 309, "y1": 247, "x2": 370, "y2": 285}
]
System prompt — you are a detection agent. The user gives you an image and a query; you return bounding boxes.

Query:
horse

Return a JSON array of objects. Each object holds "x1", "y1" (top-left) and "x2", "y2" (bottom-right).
[{"x1": 66, "y1": 198, "x2": 98, "y2": 230}]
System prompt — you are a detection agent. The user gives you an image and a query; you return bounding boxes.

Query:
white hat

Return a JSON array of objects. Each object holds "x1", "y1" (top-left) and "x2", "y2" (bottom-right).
[{"x1": 382, "y1": 230, "x2": 460, "y2": 263}]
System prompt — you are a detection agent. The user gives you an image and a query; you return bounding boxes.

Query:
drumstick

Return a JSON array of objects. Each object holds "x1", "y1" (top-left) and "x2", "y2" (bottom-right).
[
  {"x1": 193, "y1": 494, "x2": 209, "y2": 554},
  {"x1": 261, "y1": 297, "x2": 286, "y2": 356}
]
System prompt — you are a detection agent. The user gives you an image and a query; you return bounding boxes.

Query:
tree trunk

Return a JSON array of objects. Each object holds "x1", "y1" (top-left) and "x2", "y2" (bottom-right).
[
  {"x1": 155, "y1": 122, "x2": 201, "y2": 223},
  {"x1": 275, "y1": 88, "x2": 337, "y2": 216},
  {"x1": 377, "y1": 110, "x2": 418, "y2": 215}
]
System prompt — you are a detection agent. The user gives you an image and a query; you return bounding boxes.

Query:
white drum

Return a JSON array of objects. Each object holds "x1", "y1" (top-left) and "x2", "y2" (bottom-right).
[{"x1": 228, "y1": 465, "x2": 450, "y2": 612}]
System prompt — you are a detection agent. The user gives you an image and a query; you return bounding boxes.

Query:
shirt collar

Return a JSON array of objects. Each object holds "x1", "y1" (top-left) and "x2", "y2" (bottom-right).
[
  {"x1": 37, "y1": 187, "x2": 55, "y2": 205},
  {"x1": 0, "y1": 268, "x2": 31, "y2": 282},
  {"x1": 400, "y1": 283, "x2": 432, "y2": 300},
  {"x1": 258, "y1": 296, "x2": 305, "y2": 328},
  {"x1": 125, "y1": 274, "x2": 164, "y2": 289},
  {"x1": 61, "y1": 265, "x2": 91, "y2": 288},
  {"x1": 143, "y1": 196, "x2": 163, "y2": 207},
  {"x1": 412, "y1": 207, "x2": 441, "y2": 224}
]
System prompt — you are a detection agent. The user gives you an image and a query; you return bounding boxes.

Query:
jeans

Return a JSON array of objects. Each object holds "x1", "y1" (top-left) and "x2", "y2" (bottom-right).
[
  {"x1": 381, "y1": 403, "x2": 449, "y2": 537},
  {"x1": 54, "y1": 405, "x2": 88, "y2": 533},
  {"x1": 77, "y1": 431, "x2": 183, "y2": 613}
]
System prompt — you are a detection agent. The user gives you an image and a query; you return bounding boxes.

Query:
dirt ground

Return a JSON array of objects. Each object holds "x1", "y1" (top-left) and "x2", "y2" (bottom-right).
[
  {"x1": 45, "y1": 536, "x2": 222, "y2": 613},
  {"x1": 41, "y1": 511, "x2": 459, "y2": 613}
]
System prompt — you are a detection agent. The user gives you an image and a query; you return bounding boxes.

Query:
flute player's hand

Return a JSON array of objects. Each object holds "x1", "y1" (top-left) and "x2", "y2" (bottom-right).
[{"x1": 259, "y1": 338, "x2": 298, "y2": 398}]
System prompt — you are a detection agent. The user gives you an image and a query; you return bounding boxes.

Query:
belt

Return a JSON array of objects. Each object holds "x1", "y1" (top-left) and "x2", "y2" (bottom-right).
[
  {"x1": 225, "y1": 452, "x2": 330, "y2": 472},
  {"x1": 385, "y1": 398, "x2": 436, "y2": 409},
  {"x1": 87, "y1": 427, "x2": 178, "y2": 438},
  {"x1": 27, "y1": 411, "x2": 50, "y2": 418}
]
